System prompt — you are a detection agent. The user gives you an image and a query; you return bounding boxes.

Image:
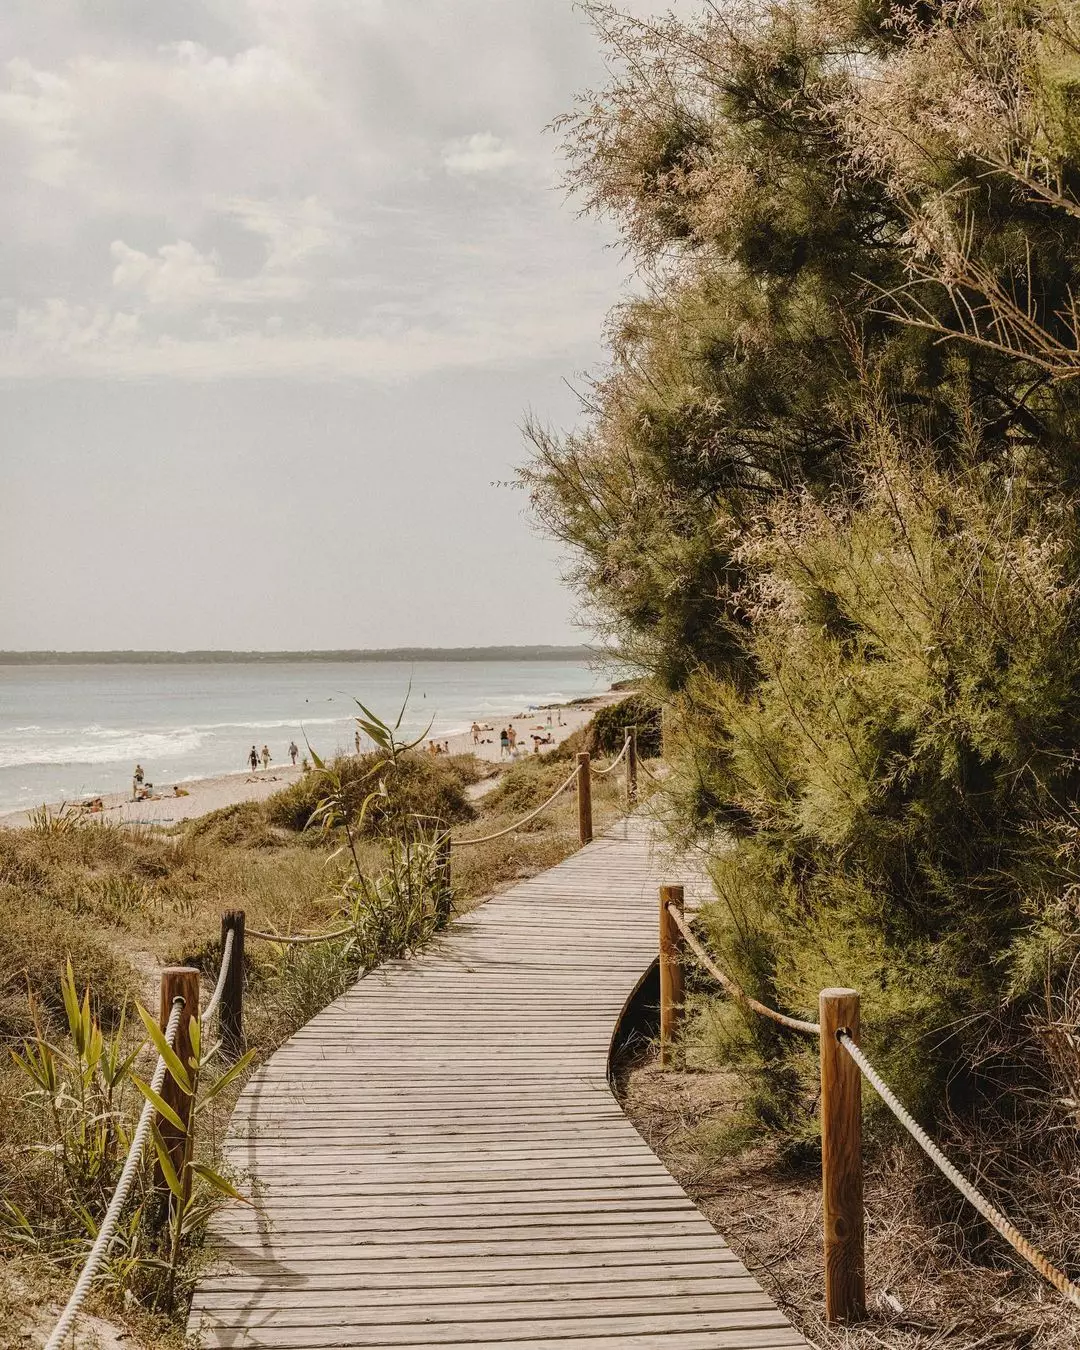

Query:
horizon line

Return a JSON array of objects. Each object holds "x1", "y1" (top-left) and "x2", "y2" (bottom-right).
[{"x1": 0, "y1": 645, "x2": 611, "y2": 666}]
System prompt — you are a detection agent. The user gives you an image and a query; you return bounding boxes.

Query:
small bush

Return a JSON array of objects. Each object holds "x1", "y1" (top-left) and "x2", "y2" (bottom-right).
[
  {"x1": 585, "y1": 694, "x2": 662, "y2": 758},
  {"x1": 189, "y1": 800, "x2": 285, "y2": 850},
  {"x1": 0, "y1": 891, "x2": 134, "y2": 1038},
  {"x1": 484, "y1": 758, "x2": 579, "y2": 816},
  {"x1": 265, "y1": 751, "x2": 476, "y2": 835}
]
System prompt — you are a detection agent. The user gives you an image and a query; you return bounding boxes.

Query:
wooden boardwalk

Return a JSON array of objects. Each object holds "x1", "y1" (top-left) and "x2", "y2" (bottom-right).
[{"x1": 189, "y1": 820, "x2": 810, "y2": 1349}]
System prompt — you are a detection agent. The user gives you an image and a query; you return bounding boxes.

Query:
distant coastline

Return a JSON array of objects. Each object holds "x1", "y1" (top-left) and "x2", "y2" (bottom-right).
[{"x1": 0, "y1": 645, "x2": 601, "y2": 666}]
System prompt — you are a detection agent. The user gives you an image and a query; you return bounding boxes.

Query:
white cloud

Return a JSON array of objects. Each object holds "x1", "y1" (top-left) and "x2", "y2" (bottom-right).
[
  {"x1": 225, "y1": 196, "x2": 342, "y2": 271},
  {"x1": 441, "y1": 132, "x2": 520, "y2": 176},
  {"x1": 0, "y1": 3, "x2": 635, "y2": 380},
  {"x1": 110, "y1": 239, "x2": 219, "y2": 306},
  {"x1": 109, "y1": 237, "x2": 304, "y2": 306}
]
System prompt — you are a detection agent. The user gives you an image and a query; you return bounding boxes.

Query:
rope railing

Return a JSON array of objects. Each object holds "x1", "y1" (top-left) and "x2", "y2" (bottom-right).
[
  {"x1": 450, "y1": 765, "x2": 580, "y2": 848},
  {"x1": 43, "y1": 927, "x2": 242, "y2": 1347},
  {"x1": 592, "y1": 735, "x2": 630, "y2": 777},
  {"x1": 246, "y1": 923, "x2": 354, "y2": 944},
  {"x1": 838, "y1": 1033, "x2": 1080, "y2": 1312},
  {"x1": 665, "y1": 902, "x2": 820, "y2": 1035},
  {"x1": 44, "y1": 996, "x2": 185, "y2": 1350},
  {"x1": 660, "y1": 888, "x2": 1080, "y2": 1322},
  {"x1": 201, "y1": 924, "x2": 235, "y2": 1021}
]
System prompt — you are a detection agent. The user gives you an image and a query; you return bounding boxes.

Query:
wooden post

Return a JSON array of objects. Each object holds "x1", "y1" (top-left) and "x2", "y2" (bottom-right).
[
  {"x1": 576, "y1": 752, "x2": 593, "y2": 845},
  {"x1": 658, "y1": 884, "x2": 685, "y2": 1067},
  {"x1": 625, "y1": 725, "x2": 638, "y2": 809},
  {"x1": 819, "y1": 988, "x2": 866, "y2": 1324},
  {"x1": 158, "y1": 966, "x2": 199, "y2": 1197},
  {"x1": 434, "y1": 827, "x2": 452, "y2": 927},
  {"x1": 219, "y1": 909, "x2": 245, "y2": 1061}
]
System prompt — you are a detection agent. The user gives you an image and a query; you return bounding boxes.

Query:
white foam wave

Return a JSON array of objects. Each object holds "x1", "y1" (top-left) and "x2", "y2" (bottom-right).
[{"x1": 0, "y1": 726, "x2": 207, "y2": 770}]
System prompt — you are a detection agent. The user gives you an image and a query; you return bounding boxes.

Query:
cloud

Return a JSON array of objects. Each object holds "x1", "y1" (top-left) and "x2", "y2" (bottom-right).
[
  {"x1": 110, "y1": 239, "x2": 219, "y2": 306},
  {"x1": 0, "y1": 3, "x2": 637, "y2": 381},
  {"x1": 441, "y1": 132, "x2": 520, "y2": 176}
]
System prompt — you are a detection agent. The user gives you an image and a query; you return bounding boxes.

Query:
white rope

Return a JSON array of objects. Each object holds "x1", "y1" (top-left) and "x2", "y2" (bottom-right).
[
  {"x1": 838, "y1": 1033, "x2": 1080, "y2": 1309},
  {"x1": 246, "y1": 924, "x2": 353, "y2": 945},
  {"x1": 450, "y1": 766, "x2": 580, "y2": 848},
  {"x1": 666, "y1": 903, "x2": 821, "y2": 1035},
  {"x1": 592, "y1": 736, "x2": 630, "y2": 777},
  {"x1": 200, "y1": 926, "x2": 234, "y2": 1022},
  {"x1": 44, "y1": 997, "x2": 186, "y2": 1349}
]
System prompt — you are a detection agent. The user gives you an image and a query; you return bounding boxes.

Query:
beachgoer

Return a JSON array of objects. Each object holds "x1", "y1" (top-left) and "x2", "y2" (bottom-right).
[
  {"x1": 508, "y1": 725, "x2": 517, "y2": 752},
  {"x1": 471, "y1": 722, "x2": 480, "y2": 746},
  {"x1": 546, "y1": 708, "x2": 553, "y2": 729},
  {"x1": 443, "y1": 740, "x2": 450, "y2": 755},
  {"x1": 499, "y1": 728, "x2": 510, "y2": 759},
  {"x1": 261, "y1": 744, "x2": 271, "y2": 769},
  {"x1": 249, "y1": 745, "x2": 259, "y2": 772},
  {"x1": 355, "y1": 730, "x2": 361, "y2": 755},
  {"x1": 132, "y1": 763, "x2": 145, "y2": 801},
  {"x1": 288, "y1": 740, "x2": 299, "y2": 765}
]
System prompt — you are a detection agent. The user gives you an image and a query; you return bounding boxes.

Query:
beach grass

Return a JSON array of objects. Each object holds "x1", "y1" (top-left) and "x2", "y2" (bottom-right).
[{"x1": 0, "y1": 735, "x2": 634, "y2": 1348}]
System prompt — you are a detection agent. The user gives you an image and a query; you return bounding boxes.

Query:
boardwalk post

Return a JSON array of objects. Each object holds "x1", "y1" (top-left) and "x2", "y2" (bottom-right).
[
  {"x1": 158, "y1": 966, "x2": 199, "y2": 1198},
  {"x1": 219, "y1": 909, "x2": 245, "y2": 1061},
  {"x1": 659, "y1": 884, "x2": 685, "y2": 1066},
  {"x1": 819, "y1": 988, "x2": 866, "y2": 1323},
  {"x1": 625, "y1": 725, "x2": 638, "y2": 809},
  {"x1": 577, "y1": 752, "x2": 593, "y2": 844}
]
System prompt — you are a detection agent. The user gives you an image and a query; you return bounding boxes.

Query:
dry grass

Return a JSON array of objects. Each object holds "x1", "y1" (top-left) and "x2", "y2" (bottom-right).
[{"x1": 619, "y1": 1052, "x2": 1080, "y2": 1349}]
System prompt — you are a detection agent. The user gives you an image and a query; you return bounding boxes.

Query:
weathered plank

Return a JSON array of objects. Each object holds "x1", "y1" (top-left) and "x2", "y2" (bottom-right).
[{"x1": 189, "y1": 819, "x2": 809, "y2": 1349}]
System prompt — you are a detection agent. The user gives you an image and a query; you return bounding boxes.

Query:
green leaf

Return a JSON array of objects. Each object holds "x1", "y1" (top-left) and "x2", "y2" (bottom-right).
[
  {"x1": 61, "y1": 961, "x2": 82, "y2": 1049},
  {"x1": 150, "y1": 1122, "x2": 184, "y2": 1200},
  {"x1": 130, "y1": 1073, "x2": 187, "y2": 1135},
  {"x1": 189, "y1": 1162, "x2": 251, "y2": 1204},
  {"x1": 196, "y1": 1050, "x2": 256, "y2": 1111},
  {"x1": 189, "y1": 1016, "x2": 201, "y2": 1062},
  {"x1": 135, "y1": 1002, "x2": 192, "y2": 1093}
]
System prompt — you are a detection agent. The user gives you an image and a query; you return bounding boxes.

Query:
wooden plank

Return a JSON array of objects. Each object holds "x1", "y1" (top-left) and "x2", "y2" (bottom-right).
[{"x1": 190, "y1": 823, "x2": 809, "y2": 1350}]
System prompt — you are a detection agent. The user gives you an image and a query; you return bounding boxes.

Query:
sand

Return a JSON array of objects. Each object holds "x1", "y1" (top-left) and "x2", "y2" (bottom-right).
[{"x1": 0, "y1": 693, "x2": 621, "y2": 831}]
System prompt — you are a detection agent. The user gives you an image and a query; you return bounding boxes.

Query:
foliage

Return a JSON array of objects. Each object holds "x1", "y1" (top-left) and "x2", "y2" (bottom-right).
[
  {"x1": 529, "y1": 0, "x2": 1080, "y2": 1140},
  {"x1": 483, "y1": 757, "x2": 580, "y2": 818},
  {"x1": 584, "y1": 694, "x2": 661, "y2": 759},
  {"x1": 266, "y1": 751, "x2": 475, "y2": 835},
  {"x1": 2, "y1": 962, "x2": 251, "y2": 1316}
]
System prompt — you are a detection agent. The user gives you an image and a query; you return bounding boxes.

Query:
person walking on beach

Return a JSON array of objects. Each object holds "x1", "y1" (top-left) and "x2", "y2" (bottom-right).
[
  {"x1": 499, "y1": 728, "x2": 510, "y2": 759},
  {"x1": 132, "y1": 763, "x2": 144, "y2": 801},
  {"x1": 508, "y1": 724, "x2": 517, "y2": 753},
  {"x1": 471, "y1": 722, "x2": 481, "y2": 746},
  {"x1": 249, "y1": 745, "x2": 259, "y2": 772},
  {"x1": 261, "y1": 744, "x2": 271, "y2": 769},
  {"x1": 288, "y1": 740, "x2": 299, "y2": 765}
]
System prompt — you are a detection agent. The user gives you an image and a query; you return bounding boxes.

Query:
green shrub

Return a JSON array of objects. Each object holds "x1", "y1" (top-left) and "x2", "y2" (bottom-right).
[
  {"x1": 265, "y1": 750, "x2": 476, "y2": 835},
  {"x1": 188, "y1": 799, "x2": 285, "y2": 850},
  {"x1": 0, "y1": 890, "x2": 135, "y2": 1038},
  {"x1": 485, "y1": 758, "x2": 579, "y2": 817},
  {"x1": 585, "y1": 694, "x2": 661, "y2": 758}
]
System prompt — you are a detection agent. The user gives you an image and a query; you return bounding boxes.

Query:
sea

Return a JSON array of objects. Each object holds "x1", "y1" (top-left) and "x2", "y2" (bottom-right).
[{"x1": 0, "y1": 660, "x2": 612, "y2": 814}]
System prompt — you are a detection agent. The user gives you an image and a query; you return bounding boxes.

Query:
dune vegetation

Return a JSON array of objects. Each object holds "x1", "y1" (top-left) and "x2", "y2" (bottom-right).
[
  {"x1": 527, "y1": 2, "x2": 1080, "y2": 1344},
  {"x1": 0, "y1": 707, "x2": 636, "y2": 1349}
]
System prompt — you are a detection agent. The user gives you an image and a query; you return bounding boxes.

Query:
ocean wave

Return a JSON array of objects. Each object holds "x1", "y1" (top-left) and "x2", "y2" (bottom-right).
[{"x1": 0, "y1": 727, "x2": 207, "y2": 770}]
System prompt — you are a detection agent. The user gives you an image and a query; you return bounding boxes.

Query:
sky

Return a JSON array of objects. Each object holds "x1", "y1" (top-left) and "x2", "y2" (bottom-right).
[{"x1": 0, "y1": 1, "x2": 663, "y2": 650}]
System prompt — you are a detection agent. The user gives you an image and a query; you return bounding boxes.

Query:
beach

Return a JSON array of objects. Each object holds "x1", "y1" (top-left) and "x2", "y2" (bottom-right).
[{"x1": 0, "y1": 693, "x2": 619, "y2": 830}]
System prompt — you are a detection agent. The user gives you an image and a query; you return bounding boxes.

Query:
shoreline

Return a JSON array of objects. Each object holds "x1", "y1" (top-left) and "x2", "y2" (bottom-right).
[{"x1": 0, "y1": 692, "x2": 622, "y2": 830}]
